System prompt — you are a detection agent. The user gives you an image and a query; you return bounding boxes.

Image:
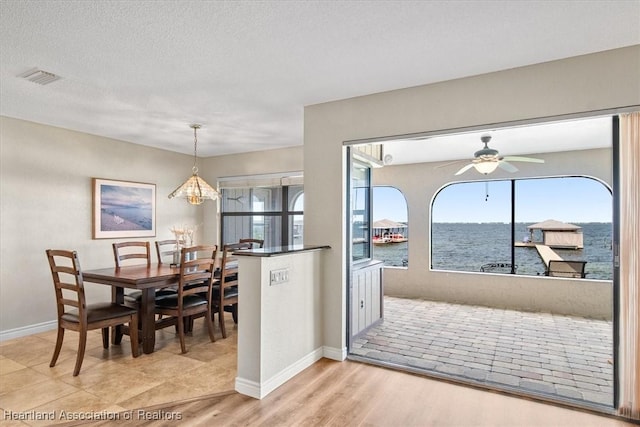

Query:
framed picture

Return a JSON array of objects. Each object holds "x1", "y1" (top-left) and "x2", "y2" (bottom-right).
[{"x1": 92, "y1": 178, "x2": 156, "y2": 239}]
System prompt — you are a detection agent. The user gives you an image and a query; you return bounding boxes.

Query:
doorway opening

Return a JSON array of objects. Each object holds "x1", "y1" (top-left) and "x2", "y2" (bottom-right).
[{"x1": 346, "y1": 115, "x2": 616, "y2": 411}]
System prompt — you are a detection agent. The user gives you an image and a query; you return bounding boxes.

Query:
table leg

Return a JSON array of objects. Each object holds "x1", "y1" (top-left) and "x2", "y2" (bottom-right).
[
  {"x1": 140, "y1": 288, "x2": 156, "y2": 354},
  {"x1": 112, "y1": 286, "x2": 124, "y2": 345}
]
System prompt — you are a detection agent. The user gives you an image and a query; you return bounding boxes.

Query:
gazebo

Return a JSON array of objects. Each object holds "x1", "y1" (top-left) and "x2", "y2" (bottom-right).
[{"x1": 527, "y1": 219, "x2": 583, "y2": 249}]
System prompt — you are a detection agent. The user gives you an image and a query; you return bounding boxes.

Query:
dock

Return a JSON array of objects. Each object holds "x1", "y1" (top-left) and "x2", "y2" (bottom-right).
[
  {"x1": 515, "y1": 219, "x2": 588, "y2": 278},
  {"x1": 526, "y1": 244, "x2": 587, "y2": 278},
  {"x1": 534, "y1": 244, "x2": 563, "y2": 268}
]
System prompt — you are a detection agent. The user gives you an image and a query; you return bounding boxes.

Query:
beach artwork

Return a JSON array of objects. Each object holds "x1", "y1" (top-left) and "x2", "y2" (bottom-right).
[{"x1": 92, "y1": 178, "x2": 156, "y2": 239}]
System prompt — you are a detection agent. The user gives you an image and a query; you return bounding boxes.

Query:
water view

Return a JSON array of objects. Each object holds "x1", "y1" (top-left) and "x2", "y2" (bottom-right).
[{"x1": 374, "y1": 222, "x2": 613, "y2": 280}]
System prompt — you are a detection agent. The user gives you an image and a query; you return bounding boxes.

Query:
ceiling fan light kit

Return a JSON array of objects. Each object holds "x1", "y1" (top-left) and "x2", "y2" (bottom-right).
[{"x1": 473, "y1": 161, "x2": 500, "y2": 175}]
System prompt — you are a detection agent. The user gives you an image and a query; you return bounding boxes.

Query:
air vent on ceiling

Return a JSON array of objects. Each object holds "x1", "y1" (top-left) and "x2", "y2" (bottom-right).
[{"x1": 18, "y1": 68, "x2": 61, "y2": 85}]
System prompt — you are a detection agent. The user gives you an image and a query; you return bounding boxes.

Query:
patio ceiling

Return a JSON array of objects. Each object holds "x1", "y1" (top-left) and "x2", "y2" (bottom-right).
[{"x1": 381, "y1": 116, "x2": 613, "y2": 166}]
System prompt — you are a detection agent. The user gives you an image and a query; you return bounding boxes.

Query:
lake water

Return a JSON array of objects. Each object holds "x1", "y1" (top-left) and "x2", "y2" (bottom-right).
[{"x1": 374, "y1": 222, "x2": 613, "y2": 280}]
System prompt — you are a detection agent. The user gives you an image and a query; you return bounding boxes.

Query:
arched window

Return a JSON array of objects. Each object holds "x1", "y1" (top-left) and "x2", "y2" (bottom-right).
[
  {"x1": 373, "y1": 186, "x2": 409, "y2": 267},
  {"x1": 431, "y1": 176, "x2": 612, "y2": 279}
]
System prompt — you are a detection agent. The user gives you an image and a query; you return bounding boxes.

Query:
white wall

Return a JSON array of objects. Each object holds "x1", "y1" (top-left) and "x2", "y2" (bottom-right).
[
  {"x1": 235, "y1": 249, "x2": 324, "y2": 398},
  {"x1": 0, "y1": 116, "x2": 302, "y2": 338},
  {"x1": 304, "y1": 46, "x2": 640, "y2": 354},
  {"x1": 375, "y1": 148, "x2": 613, "y2": 319}
]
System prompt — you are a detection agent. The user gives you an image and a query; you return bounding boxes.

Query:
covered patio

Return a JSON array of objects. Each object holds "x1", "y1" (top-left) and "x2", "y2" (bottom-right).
[{"x1": 351, "y1": 296, "x2": 613, "y2": 408}]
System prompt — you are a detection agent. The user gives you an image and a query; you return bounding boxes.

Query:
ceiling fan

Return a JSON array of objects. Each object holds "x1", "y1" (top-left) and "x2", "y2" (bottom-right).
[{"x1": 442, "y1": 135, "x2": 544, "y2": 176}]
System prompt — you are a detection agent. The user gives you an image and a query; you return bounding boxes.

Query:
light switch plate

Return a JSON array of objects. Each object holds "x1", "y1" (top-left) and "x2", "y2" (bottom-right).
[{"x1": 270, "y1": 268, "x2": 290, "y2": 285}]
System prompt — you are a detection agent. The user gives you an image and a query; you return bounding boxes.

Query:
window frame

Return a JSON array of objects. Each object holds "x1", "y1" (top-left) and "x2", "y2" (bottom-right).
[
  {"x1": 430, "y1": 175, "x2": 613, "y2": 279},
  {"x1": 220, "y1": 184, "x2": 303, "y2": 247}
]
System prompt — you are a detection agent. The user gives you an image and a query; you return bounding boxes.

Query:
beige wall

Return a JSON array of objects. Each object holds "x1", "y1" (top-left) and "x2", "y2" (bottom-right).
[
  {"x1": 375, "y1": 148, "x2": 613, "y2": 319},
  {"x1": 304, "y1": 46, "x2": 640, "y2": 355},
  {"x1": 0, "y1": 116, "x2": 302, "y2": 337}
]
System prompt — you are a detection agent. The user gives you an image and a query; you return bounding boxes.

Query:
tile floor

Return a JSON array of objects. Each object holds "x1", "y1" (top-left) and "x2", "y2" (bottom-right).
[
  {"x1": 352, "y1": 296, "x2": 614, "y2": 407},
  {"x1": 0, "y1": 315, "x2": 237, "y2": 426}
]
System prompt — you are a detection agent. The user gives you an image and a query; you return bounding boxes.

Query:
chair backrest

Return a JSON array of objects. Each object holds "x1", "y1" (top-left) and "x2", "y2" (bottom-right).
[
  {"x1": 155, "y1": 239, "x2": 184, "y2": 264},
  {"x1": 46, "y1": 249, "x2": 86, "y2": 321},
  {"x1": 112, "y1": 241, "x2": 151, "y2": 268},
  {"x1": 239, "y1": 238, "x2": 264, "y2": 249},
  {"x1": 177, "y1": 245, "x2": 218, "y2": 305},
  {"x1": 218, "y1": 242, "x2": 251, "y2": 295}
]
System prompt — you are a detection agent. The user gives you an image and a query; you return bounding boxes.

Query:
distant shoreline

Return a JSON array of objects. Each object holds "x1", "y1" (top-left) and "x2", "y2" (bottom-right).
[{"x1": 100, "y1": 211, "x2": 146, "y2": 231}]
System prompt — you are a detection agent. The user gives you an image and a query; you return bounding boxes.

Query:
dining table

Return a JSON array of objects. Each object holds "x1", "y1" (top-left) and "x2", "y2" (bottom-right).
[
  {"x1": 83, "y1": 258, "x2": 237, "y2": 354},
  {"x1": 82, "y1": 263, "x2": 180, "y2": 354}
]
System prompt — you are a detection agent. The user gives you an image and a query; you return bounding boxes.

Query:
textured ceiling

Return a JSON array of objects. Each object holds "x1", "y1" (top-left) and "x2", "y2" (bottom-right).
[{"x1": 1, "y1": 1, "x2": 639, "y2": 158}]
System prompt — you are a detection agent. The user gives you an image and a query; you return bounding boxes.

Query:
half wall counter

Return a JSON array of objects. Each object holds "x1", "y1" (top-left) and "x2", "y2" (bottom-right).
[{"x1": 233, "y1": 245, "x2": 330, "y2": 399}]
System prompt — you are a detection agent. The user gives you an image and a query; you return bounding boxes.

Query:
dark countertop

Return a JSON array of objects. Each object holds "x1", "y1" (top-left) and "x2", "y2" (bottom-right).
[{"x1": 232, "y1": 244, "x2": 331, "y2": 257}]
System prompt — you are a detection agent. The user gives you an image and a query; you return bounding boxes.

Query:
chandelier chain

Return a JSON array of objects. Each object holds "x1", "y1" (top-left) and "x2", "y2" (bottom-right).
[{"x1": 192, "y1": 124, "x2": 200, "y2": 174}]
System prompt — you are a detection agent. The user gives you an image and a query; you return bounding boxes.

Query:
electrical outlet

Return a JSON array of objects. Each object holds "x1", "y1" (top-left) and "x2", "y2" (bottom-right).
[{"x1": 270, "y1": 268, "x2": 290, "y2": 285}]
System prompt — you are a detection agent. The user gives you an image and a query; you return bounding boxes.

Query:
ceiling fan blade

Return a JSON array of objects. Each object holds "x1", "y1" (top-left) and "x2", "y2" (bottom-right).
[
  {"x1": 454, "y1": 163, "x2": 476, "y2": 176},
  {"x1": 435, "y1": 159, "x2": 467, "y2": 169},
  {"x1": 498, "y1": 161, "x2": 518, "y2": 173},
  {"x1": 502, "y1": 156, "x2": 544, "y2": 163}
]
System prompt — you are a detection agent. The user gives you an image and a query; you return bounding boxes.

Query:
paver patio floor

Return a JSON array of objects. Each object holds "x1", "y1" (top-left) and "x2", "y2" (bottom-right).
[{"x1": 351, "y1": 296, "x2": 614, "y2": 407}]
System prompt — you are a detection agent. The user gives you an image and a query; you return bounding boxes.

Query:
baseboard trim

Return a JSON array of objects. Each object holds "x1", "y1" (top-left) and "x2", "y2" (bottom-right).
[
  {"x1": 0, "y1": 320, "x2": 57, "y2": 342},
  {"x1": 234, "y1": 377, "x2": 261, "y2": 399},
  {"x1": 235, "y1": 347, "x2": 324, "y2": 399},
  {"x1": 322, "y1": 345, "x2": 347, "y2": 361}
]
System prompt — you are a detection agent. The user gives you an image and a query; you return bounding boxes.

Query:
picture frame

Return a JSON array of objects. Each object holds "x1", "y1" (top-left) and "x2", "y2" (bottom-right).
[{"x1": 92, "y1": 178, "x2": 156, "y2": 239}]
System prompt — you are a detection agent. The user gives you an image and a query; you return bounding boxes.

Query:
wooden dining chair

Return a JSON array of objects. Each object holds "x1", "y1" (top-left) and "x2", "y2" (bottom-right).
[
  {"x1": 46, "y1": 249, "x2": 139, "y2": 376},
  {"x1": 112, "y1": 241, "x2": 151, "y2": 268},
  {"x1": 154, "y1": 245, "x2": 218, "y2": 353},
  {"x1": 215, "y1": 242, "x2": 251, "y2": 338},
  {"x1": 155, "y1": 239, "x2": 184, "y2": 265},
  {"x1": 112, "y1": 241, "x2": 151, "y2": 306},
  {"x1": 239, "y1": 238, "x2": 264, "y2": 249}
]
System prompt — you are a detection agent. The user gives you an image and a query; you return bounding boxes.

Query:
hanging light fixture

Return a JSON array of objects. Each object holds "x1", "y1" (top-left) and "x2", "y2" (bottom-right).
[
  {"x1": 473, "y1": 161, "x2": 500, "y2": 175},
  {"x1": 168, "y1": 124, "x2": 219, "y2": 205}
]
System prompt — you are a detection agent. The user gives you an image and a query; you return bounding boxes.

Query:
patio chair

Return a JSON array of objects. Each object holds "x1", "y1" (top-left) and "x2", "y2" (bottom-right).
[{"x1": 545, "y1": 260, "x2": 587, "y2": 278}]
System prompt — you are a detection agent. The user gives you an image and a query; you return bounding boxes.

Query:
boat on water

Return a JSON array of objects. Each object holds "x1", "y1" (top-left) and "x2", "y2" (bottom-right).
[
  {"x1": 389, "y1": 233, "x2": 407, "y2": 243},
  {"x1": 373, "y1": 219, "x2": 408, "y2": 244},
  {"x1": 373, "y1": 235, "x2": 391, "y2": 245}
]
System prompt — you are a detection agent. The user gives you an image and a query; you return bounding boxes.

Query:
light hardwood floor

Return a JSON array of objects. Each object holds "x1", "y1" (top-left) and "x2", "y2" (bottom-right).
[
  {"x1": 87, "y1": 359, "x2": 633, "y2": 427},
  {"x1": 1, "y1": 316, "x2": 635, "y2": 427}
]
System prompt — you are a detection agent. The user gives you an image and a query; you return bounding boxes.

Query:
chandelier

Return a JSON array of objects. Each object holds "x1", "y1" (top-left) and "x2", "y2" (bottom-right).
[{"x1": 168, "y1": 124, "x2": 219, "y2": 205}]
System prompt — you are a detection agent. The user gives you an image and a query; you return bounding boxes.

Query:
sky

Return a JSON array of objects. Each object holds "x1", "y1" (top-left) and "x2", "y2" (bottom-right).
[{"x1": 374, "y1": 177, "x2": 613, "y2": 224}]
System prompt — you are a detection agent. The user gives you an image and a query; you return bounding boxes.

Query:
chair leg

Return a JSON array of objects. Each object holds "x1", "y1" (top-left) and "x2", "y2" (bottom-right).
[
  {"x1": 113, "y1": 325, "x2": 123, "y2": 345},
  {"x1": 232, "y1": 304, "x2": 238, "y2": 324},
  {"x1": 205, "y1": 307, "x2": 215, "y2": 343},
  {"x1": 177, "y1": 316, "x2": 187, "y2": 354},
  {"x1": 219, "y1": 305, "x2": 227, "y2": 339},
  {"x1": 73, "y1": 329, "x2": 88, "y2": 376},
  {"x1": 50, "y1": 326, "x2": 65, "y2": 368},
  {"x1": 129, "y1": 314, "x2": 139, "y2": 358},
  {"x1": 101, "y1": 327, "x2": 109, "y2": 349}
]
